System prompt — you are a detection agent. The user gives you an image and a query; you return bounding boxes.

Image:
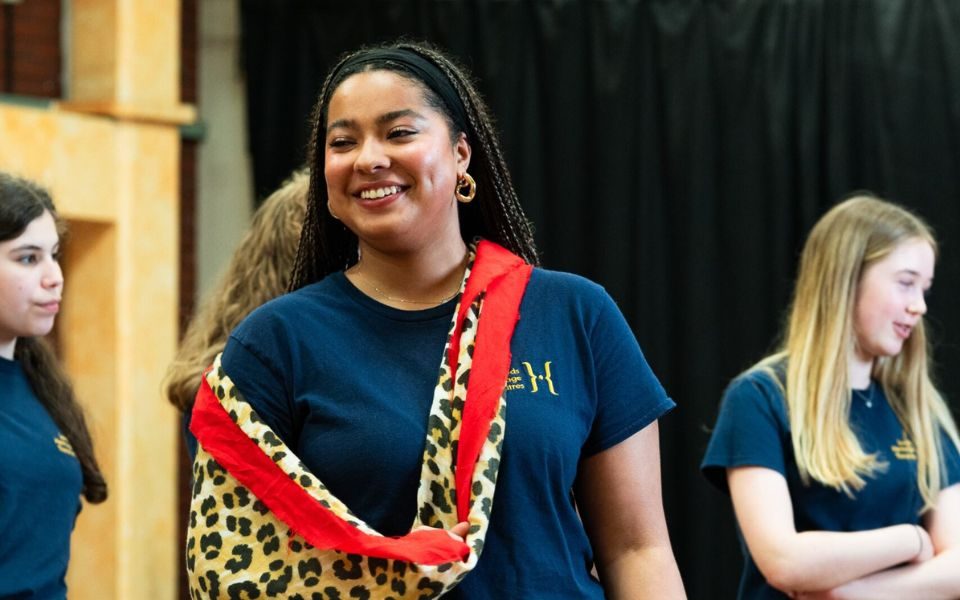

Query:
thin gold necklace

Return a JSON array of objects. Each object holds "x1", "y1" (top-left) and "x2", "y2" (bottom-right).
[
  {"x1": 363, "y1": 280, "x2": 461, "y2": 305},
  {"x1": 351, "y1": 255, "x2": 467, "y2": 306}
]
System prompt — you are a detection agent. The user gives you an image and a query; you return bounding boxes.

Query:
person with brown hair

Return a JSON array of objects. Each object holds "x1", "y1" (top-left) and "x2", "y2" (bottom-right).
[
  {"x1": 186, "y1": 41, "x2": 683, "y2": 598},
  {"x1": 0, "y1": 171, "x2": 108, "y2": 597},
  {"x1": 703, "y1": 195, "x2": 960, "y2": 598},
  {"x1": 163, "y1": 168, "x2": 309, "y2": 419}
]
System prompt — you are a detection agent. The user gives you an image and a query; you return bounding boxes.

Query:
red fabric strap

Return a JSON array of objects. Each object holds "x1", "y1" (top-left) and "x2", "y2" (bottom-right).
[{"x1": 450, "y1": 242, "x2": 532, "y2": 520}]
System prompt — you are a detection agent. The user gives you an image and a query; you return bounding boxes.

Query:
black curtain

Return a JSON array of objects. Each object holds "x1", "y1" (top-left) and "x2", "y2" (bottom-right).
[{"x1": 239, "y1": 1, "x2": 960, "y2": 597}]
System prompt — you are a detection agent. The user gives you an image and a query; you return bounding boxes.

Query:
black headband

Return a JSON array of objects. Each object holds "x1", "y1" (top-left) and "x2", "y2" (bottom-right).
[{"x1": 329, "y1": 48, "x2": 470, "y2": 136}]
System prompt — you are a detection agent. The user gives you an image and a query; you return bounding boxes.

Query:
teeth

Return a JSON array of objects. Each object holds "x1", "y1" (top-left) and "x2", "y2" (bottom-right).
[{"x1": 360, "y1": 186, "x2": 401, "y2": 199}]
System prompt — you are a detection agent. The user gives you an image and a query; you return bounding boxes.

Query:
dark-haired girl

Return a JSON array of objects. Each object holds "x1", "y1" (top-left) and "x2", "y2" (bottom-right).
[{"x1": 0, "y1": 172, "x2": 107, "y2": 598}]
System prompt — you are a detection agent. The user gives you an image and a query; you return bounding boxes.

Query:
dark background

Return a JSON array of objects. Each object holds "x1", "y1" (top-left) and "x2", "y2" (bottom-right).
[{"x1": 239, "y1": 1, "x2": 960, "y2": 597}]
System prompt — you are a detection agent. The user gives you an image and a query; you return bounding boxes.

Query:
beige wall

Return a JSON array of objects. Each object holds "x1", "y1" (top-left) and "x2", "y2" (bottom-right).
[
  {"x1": 0, "y1": 1, "x2": 194, "y2": 597},
  {"x1": 197, "y1": 0, "x2": 254, "y2": 298}
]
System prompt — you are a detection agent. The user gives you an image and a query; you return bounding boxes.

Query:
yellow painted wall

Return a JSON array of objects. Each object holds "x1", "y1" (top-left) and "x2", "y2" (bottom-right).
[{"x1": 0, "y1": 1, "x2": 194, "y2": 597}]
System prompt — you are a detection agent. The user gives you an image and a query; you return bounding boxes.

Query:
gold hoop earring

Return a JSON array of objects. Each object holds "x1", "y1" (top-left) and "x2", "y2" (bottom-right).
[{"x1": 455, "y1": 173, "x2": 476, "y2": 203}]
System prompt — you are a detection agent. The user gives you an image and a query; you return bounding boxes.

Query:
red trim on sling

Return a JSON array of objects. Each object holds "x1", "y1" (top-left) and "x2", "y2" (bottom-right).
[{"x1": 450, "y1": 242, "x2": 532, "y2": 520}]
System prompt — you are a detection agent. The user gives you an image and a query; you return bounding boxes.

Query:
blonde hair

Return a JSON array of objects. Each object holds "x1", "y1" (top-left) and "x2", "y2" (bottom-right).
[
  {"x1": 164, "y1": 169, "x2": 309, "y2": 411},
  {"x1": 756, "y1": 194, "x2": 960, "y2": 510}
]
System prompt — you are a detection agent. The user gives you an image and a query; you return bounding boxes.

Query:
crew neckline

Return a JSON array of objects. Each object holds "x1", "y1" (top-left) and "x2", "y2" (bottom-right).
[
  {"x1": 329, "y1": 271, "x2": 459, "y2": 323},
  {"x1": 0, "y1": 354, "x2": 22, "y2": 375}
]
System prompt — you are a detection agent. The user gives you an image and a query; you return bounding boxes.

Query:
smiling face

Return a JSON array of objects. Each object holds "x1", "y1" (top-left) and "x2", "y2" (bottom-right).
[
  {"x1": 0, "y1": 210, "x2": 63, "y2": 359},
  {"x1": 323, "y1": 69, "x2": 471, "y2": 254},
  {"x1": 853, "y1": 237, "x2": 934, "y2": 364}
]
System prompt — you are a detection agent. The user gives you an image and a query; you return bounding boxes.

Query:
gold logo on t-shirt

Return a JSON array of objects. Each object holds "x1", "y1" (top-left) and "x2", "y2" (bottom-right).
[
  {"x1": 522, "y1": 361, "x2": 559, "y2": 396},
  {"x1": 54, "y1": 433, "x2": 76, "y2": 457},
  {"x1": 891, "y1": 435, "x2": 917, "y2": 461}
]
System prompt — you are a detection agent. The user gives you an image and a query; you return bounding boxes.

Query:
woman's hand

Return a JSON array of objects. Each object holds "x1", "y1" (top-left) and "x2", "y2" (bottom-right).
[
  {"x1": 413, "y1": 521, "x2": 470, "y2": 542},
  {"x1": 448, "y1": 521, "x2": 470, "y2": 541}
]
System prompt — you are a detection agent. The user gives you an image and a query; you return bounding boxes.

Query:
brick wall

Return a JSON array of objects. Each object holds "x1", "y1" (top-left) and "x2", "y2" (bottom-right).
[{"x1": 0, "y1": 0, "x2": 61, "y2": 97}]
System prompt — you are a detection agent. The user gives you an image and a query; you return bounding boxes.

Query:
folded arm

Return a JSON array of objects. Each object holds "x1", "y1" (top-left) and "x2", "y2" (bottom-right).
[
  {"x1": 728, "y1": 466, "x2": 933, "y2": 594},
  {"x1": 801, "y1": 483, "x2": 960, "y2": 599}
]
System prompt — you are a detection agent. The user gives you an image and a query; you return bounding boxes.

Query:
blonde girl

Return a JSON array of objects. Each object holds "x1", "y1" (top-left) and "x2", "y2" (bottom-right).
[{"x1": 703, "y1": 195, "x2": 960, "y2": 598}]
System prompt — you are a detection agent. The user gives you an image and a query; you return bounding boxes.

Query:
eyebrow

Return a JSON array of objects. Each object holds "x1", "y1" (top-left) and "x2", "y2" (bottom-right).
[
  {"x1": 897, "y1": 268, "x2": 933, "y2": 281},
  {"x1": 10, "y1": 243, "x2": 43, "y2": 252},
  {"x1": 327, "y1": 109, "x2": 427, "y2": 134},
  {"x1": 8, "y1": 243, "x2": 58, "y2": 254}
]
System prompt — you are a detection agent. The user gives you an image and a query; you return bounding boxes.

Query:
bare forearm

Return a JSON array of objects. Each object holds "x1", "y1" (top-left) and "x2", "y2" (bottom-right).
[
  {"x1": 599, "y1": 545, "x2": 686, "y2": 599},
  {"x1": 758, "y1": 524, "x2": 922, "y2": 592},
  {"x1": 822, "y1": 548, "x2": 960, "y2": 600}
]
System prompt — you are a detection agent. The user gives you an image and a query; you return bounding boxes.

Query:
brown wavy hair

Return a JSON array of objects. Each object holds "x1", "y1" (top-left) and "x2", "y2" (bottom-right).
[
  {"x1": 0, "y1": 172, "x2": 107, "y2": 503},
  {"x1": 164, "y1": 169, "x2": 310, "y2": 411}
]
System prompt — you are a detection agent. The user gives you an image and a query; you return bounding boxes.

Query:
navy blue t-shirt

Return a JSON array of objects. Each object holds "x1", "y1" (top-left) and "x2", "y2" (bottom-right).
[
  {"x1": 701, "y1": 367, "x2": 960, "y2": 599},
  {"x1": 220, "y1": 268, "x2": 675, "y2": 598},
  {"x1": 0, "y1": 356, "x2": 83, "y2": 599}
]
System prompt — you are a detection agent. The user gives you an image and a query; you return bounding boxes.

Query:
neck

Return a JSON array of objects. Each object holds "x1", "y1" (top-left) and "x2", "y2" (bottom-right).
[
  {"x1": 848, "y1": 349, "x2": 874, "y2": 389},
  {"x1": 348, "y1": 238, "x2": 469, "y2": 309},
  {"x1": 0, "y1": 337, "x2": 16, "y2": 361}
]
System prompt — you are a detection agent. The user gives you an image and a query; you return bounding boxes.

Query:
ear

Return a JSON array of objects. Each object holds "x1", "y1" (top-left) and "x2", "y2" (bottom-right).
[{"x1": 454, "y1": 132, "x2": 471, "y2": 173}]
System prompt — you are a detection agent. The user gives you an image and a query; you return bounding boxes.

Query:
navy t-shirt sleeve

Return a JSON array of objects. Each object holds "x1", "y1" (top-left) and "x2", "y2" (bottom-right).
[
  {"x1": 701, "y1": 371, "x2": 788, "y2": 492},
  {"x1": 581, "y1": 286, "x2": 675, "y2": 457},
  {"x1": 941, "y1": 429, "x2": 960, "y2": 488},
  {"x1": 183, "y1": 410, "x2": 198, "y2": 461},
  {"x1": 220, "y1": 314, "x2": 297, "y2": 446}
]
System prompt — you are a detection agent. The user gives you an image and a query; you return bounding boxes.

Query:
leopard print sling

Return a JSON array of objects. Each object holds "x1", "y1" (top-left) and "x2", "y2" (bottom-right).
[{"x1": 186, "y1": 241, "x2": 532, "y2": 599}]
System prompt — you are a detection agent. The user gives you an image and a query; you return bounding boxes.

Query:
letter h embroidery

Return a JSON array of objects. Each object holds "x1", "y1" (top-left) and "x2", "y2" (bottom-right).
[{"x1": 521, "y1": 361, "x2": 559, "y2": 396}]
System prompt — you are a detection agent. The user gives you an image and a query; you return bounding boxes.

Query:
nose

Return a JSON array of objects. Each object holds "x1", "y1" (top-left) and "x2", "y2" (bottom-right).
[
  {"x1": 354, "y1": 138, "x2": 388, "y2": 173},
  {"x1": 43, "y1": 257, "x2": 64, "y2": 291},
  {"x1": 908, "y1": 293, "x2": 927, "y2": 316}
]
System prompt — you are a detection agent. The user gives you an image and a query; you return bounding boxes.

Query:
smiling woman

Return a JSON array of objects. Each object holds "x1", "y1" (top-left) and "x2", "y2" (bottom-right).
[
  {"x1": 0, "y1": 172, "x2": 107, "y2": 598},
  {"x1": 323, "y1": 69, "x2": 470, "y2": 275},
  {"x1": 702, "y1": 194, "x2": 960, "y2": 599},
  {"x1": 185, "y1": 41, "x2": 685, "y2": 599}
]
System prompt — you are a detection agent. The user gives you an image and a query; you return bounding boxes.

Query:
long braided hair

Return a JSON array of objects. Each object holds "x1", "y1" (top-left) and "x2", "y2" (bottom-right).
[
  {"x1": 0, "y1": 172, "x2": 108, "y2": 503},
  {"x1": 290, "y1": 41, "x2": 538, "y2": 290}
]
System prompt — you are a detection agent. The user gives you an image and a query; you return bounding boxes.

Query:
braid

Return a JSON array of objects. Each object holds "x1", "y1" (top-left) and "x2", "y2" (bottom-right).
[
  {"x1": 290, "y1": 50, "x2": 363, "y2": 291},
  {"x1": 290, "y1": 41, "x2": 540, "y2": 292}
]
